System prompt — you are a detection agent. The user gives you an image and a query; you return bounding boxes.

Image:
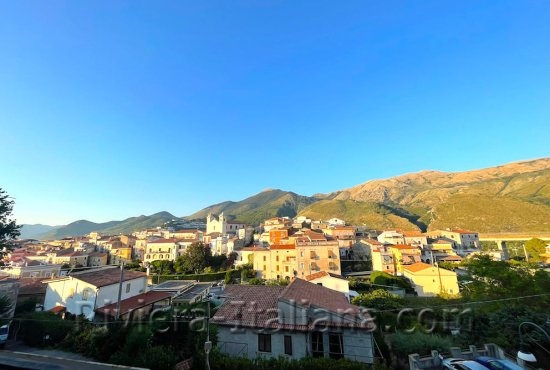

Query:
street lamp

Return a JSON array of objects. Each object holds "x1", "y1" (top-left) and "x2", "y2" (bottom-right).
[{"x1": 517, "y1": 321, "x2": 550, "y2": 364}]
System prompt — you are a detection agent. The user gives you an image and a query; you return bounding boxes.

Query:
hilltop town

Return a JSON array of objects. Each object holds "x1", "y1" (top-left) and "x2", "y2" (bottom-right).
[{"x1": 2, "y1": 211, "x2": 550, "y2": 369}]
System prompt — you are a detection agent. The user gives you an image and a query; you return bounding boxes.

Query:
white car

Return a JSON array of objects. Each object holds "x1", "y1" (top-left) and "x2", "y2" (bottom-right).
[{"x1": 442, "y1": 358, "x2": 491, "y2": 370}]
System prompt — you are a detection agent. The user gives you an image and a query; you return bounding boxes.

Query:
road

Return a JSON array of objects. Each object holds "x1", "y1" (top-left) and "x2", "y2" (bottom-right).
[{"x1": 0, "y1": 340, "x2": 147, "y2": 370}]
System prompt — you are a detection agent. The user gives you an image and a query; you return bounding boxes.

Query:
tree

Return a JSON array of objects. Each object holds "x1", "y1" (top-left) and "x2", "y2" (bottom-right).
[
  {"x1": 149, "y1": 260, "x2": 174, "y2": 275},
  {"x1": 524, "y1": 238, "x2": 547, "y2": 263},
  {"x1": 224, "y1": 270, "x2": 232, "y2": 285},
  {"x1": 461, "y1": 255, "x2": 536, "y2": 301},
  {"x1": 0, "y1": 188, "x2": 20, "y2": 252},
  {"x1": 177, "y1": 242, "x2": 212, "y2": 274},
  {"x1": 352, "y1": 289, "x2": 404, "y2": 311}
]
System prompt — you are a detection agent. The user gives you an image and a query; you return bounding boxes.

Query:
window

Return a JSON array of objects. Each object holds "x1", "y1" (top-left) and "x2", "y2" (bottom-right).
[
  {"x1": 284, "y1": 335, "x2": 292, "y2": 355},
  {"x1": 311, "y1": 332, "x2": 324, "y2": 357},
  {"x1": 263, "y1": 256, "x2": 266, "y2": 261},
  {"x1": 276, "y1": 256, "x2": 279, "y2": 262},
  {"x1": 285, "y1": 266, "x2": 289, "y2": 272},
  {"x1": 126, "y1": 283, "x2": 131, "y2": 293},
  {"x1": 276, "y1": 265, "x2": 280, "y2": 271},
  {"x1": 258, "y1": 333, "x2": 271, "y2": 352},
  {"x1": 328, "y1": 333, "x2": 344, "y2": 359}
]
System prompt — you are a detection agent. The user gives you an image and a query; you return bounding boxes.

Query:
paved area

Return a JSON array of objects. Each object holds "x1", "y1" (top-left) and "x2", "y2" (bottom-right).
[
  {"x1": 5, "y1": 340, "x2": 96, "y2": 362},
  {"x1": 1, "y1": 340, "x2": 147, "y2": 369}
]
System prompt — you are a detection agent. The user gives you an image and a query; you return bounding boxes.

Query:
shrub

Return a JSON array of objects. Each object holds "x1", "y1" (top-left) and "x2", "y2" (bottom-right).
[
  {"x1": 208, "y1": 352, "x2": 371, "y2": 370},
  {"x1": 17, "y1": 311, "x2": 74, "y2": 347},
  {"x1": 390, "y1": 331, "x2": 453, "y2": 356}
]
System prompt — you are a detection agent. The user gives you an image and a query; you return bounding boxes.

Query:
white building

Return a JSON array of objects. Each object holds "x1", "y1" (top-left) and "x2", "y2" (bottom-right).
[
  {"x1": 2, "y1": 260, "x2": 62, "y2": 279},
  {"x1": 304, "y1": 271, "x2": 351, "y2": 301},
  {"x1": 143, "y1": 238, "x2": 179, "y2": 263},
  {"x1": 377, "y1": 230, "x2": 405, "y2": 245},
  {"x1": 213, "y1": 279, "x2": 374, "y2": 363},
  {"x1": 43, "y1": 267, "x2": 147, "y2": 319},
  {"x1": 327, "y1": 218, "x2": 346, "y2": 226},
  {"x1": 207, "y1": 213, "x2": 246, "y2": 235},
  {"x1": 431, "y1": 229, "x2": 480, "y2": 249}
]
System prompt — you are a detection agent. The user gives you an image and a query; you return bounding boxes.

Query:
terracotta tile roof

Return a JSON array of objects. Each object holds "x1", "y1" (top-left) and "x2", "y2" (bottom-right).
[
  {"x1": 70, "y1": 267, "x2": 146, "y2": 288},
  {"x1": 279, "y1": 278, "x2": 357, "y2": 314},
  {"x1": 96, "y1": 291, "x2": 172, "y2": 317},
  {"x1": 239, "y1": 246, "x2": 267, "y2": 252},
  {"x1": 213, "y1": 279, "x2": 373, "y2": 331},
  {"x1": 332, "y1": 226, "x2": 354, "y2": 230},
  {"x1": 23, "y1": 259, "x2": 42, "y2": 266},
  {"x1": 211, "y1": 285, "x2": 285, "y2": 328},
  {"x1": 270, "y1": 244, "x2": 295, "y2": 250},
  {"x1": 403, "y1": 262, "x2": 433, "y2": 273},
  {"x1": 363, "y1": 238, "x2": 383, "y2": 245},
  {"x1": 304, "y1": 271, "x2": 346, "y2": 281},
  {"x1": 55, "y1": 247, "x2": 75, "y2": 256},
  {"x1": 402, "y1": 231, "x2": 424, "y2": 237},
  {"x1": 389, "y1": 244, "x2": 417, "y2": 250},
  {"x1": 305, "y1": 271, "x2": 330, "y2": 281},
  {"x1": 18, "y1": 278, "x2": 49, "y2": 295},
  {"x1": 50, "y1": 305, "x2": 66, "y2": 313},
  {"x1": 88, "y1": 252, "x2": 108, "y2": 257},
  {"x1": 304, "y1": 230, "x2": 327, "y2": 241},
  {"x1": 439, "y1": 255, "x2": 463, "y2": 261}
]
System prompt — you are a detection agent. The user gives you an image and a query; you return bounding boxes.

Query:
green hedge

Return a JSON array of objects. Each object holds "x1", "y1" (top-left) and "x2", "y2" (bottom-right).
[
  {"x1": 153, "y1": 269, "x2": 241, "y2": 284},
  {"x1": 17, "y1": 311, "x2": 74, "y2": 347},
  {"x1": 208, "y1": 352, "x2": 374, "y2": 370}
]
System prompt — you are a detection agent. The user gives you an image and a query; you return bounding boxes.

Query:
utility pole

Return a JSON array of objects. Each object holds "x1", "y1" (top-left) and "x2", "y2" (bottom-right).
[
  {"x1": 115, "y1": 262, "x2": 124, "y2": 320},
  {"x1": 523, "y1": 244, "x2": 529, "y2": 262},
  {"x1": 204, "y1": 298, "x2": 212, "y2": 370}
]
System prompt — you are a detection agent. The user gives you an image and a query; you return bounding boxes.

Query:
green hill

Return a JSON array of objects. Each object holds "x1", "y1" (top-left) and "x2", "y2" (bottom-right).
[
  {"x1": 38, "y1": 211, "x2": 178, "y2": 239},
  {"x1": 30, "y1": 158, "x2": 550, "y2": 238},
  {"x1": 184, "y1": 189, "x2": 317, "y2": 226},
  {"x1": 299, "y1": 200, "x2": 422, "y2": 231}
]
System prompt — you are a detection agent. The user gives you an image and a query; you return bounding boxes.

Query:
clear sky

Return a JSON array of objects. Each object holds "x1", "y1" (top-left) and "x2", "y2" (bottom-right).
[{"x1": 1, "y1": 1, "x2": 549, "y2": 226}]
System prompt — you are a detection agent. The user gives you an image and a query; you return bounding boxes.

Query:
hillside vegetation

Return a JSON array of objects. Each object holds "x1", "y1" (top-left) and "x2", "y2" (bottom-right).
[
  {"x1": 29, "y1": 158, "x2": 550, "y2": 238},
  {"x1": 299, "y1": 200, "x2": 421, "y2": 231},
  {"x1": 323, "y1": 158, "x2": 550, "y2": 232},
  {"x1": 38, "y1": 212, "x2": 177, "y2": 239},
  {"x1": 184, "y1": 189, "x2": 317, "y2": 225}
]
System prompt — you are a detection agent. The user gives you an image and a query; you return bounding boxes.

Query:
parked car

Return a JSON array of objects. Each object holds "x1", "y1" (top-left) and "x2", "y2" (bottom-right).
[
  {"x1": 442, "y1": 357, "x2": 491, "y2": 370},
  {"x1": 474, "y1": 356, "x2": 524, "y2": 370},
  {"x1": 0, "y1": 324, "x2": 9, "y2": 348}
]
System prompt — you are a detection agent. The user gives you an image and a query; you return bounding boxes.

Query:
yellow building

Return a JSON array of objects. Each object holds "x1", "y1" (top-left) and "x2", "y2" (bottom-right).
[
  {"x1": 88, "y1": 252, "x2": 108, "y2": 267},
  {"x1": 371, "y1": 246, "x2": 396, "y2": 275},
  {"x1": 403, "y1": 262, "x2": 459, "y2": 297},
  {"x1": 295, "y1": 240, "x2": 341, "y2": 278},
  {"x1": 144, "y1": 238, "x2": 178, "y2": 263},
  {"x1": 387, "y1": 245, "x2": 422, "y2": 273},
  {"x1": 253, "y1": 244, "x2": 297, "y2": 280},
  {"x1": 424, "y1": 240, "x2": 462, "y2": 264},
  {"x1": 110, "y1": 247, "x2": 133, "y2": 265}
]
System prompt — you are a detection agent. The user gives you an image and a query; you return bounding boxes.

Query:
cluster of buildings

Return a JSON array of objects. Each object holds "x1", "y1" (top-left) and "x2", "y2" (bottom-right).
[{"x1": 5, "y1": 212, "x2": 550, "y2": 366}]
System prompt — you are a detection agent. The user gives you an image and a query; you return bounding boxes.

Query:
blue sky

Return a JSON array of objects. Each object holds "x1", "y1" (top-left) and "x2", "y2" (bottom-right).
[{"x1": 1, "y1": 1, "x2": 549, "y2": 225}]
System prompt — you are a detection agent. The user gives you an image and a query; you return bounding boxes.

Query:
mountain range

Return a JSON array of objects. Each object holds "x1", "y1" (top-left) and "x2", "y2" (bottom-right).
[{"x1": 20, "y1": 158, "x2": 550, "y2": 239}]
